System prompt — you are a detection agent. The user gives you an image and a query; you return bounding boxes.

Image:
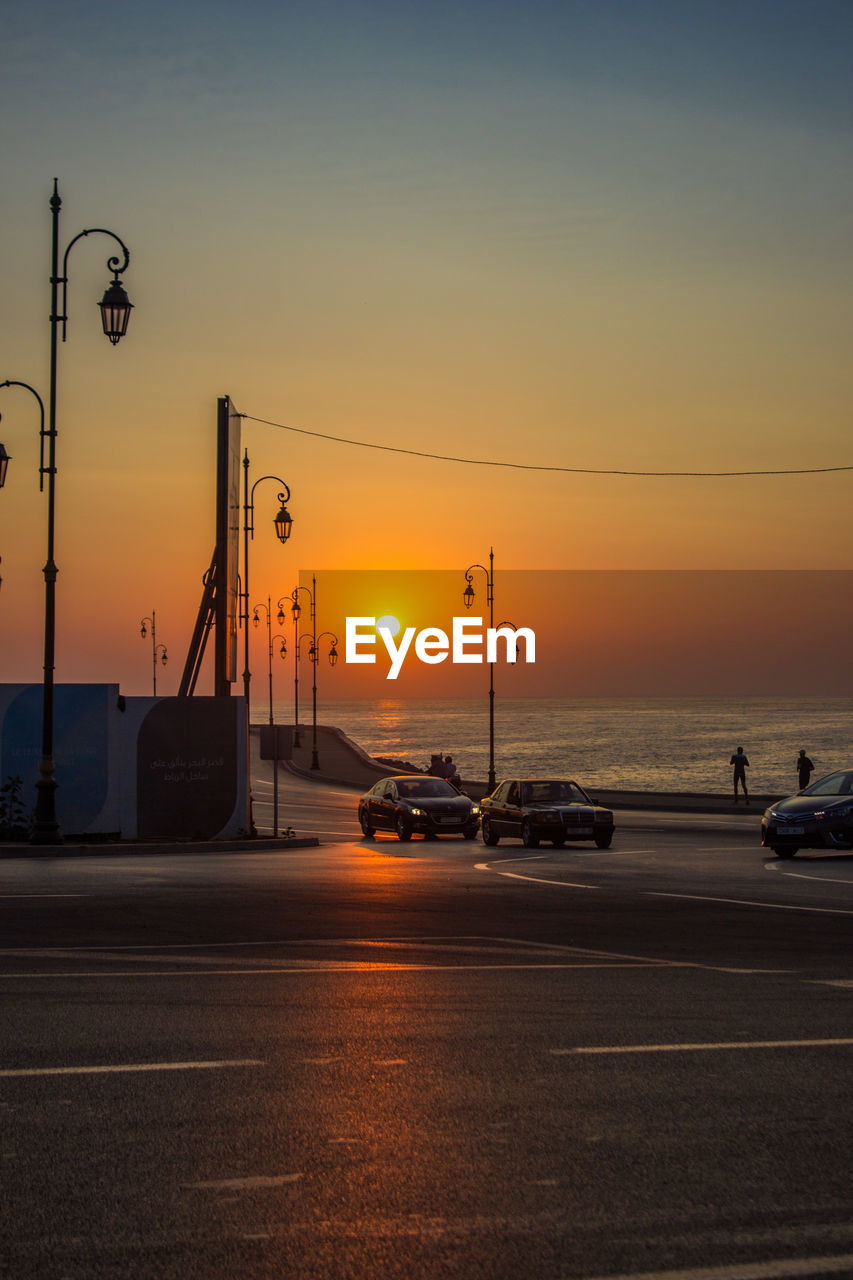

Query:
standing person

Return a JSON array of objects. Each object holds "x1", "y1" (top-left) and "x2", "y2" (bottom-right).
[
  {"x1": 797, "y1": 749, "x2": 814, "y2": 791},
  {"x1": 730, "y1": 746, "x2": 750, "y2": 804}
]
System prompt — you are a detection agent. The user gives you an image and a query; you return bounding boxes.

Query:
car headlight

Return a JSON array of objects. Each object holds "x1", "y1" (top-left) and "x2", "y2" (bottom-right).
[
  {"x1": 532, "y1": 810, "x2": 558, "y2": 823},
  {"x1": 470, "y1": 804, "x2": 480, "y2": 815},
  {"x1": 818, "y1": 804, "x2": 853, "y2": 820},
  {"x1": 408, "y1": 807, "x2": 426, "y2": 816}
]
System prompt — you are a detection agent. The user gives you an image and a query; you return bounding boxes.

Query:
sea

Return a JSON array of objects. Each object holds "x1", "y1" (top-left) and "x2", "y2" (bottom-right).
[{"x1": 254, "y1": 696, "x2": 853, "y2": 796}]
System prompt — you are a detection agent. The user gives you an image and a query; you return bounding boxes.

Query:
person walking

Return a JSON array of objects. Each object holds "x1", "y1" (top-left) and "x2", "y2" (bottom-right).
[
  {"x1": 730, "y1": 746, "x2": 750, "y2": 804},
  {"x1": 797, "y1": 749, "x2": 814, "y2": 791}
]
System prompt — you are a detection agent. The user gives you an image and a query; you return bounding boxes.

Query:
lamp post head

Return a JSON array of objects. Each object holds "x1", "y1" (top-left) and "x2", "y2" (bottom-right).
[
  {"x1": 161, "y1": 649, "x2": 168, "y2": 666},
  {"x1": 277, "y1": 606, "x2": 286, "y2": 625},
  {"x1": 279, "y1": 639, "x2": 287, "y2": 658},
  {"x1": 0, "y1": 442, "x2": 9, "y2": 488},
  {"x1": 328, "y1": 643, "x2": 338, "y2": 668},
  {"x1": 252, "y1": 610, "x2": 260, "y2": 628},
  {"x1": 291, "y1": 598, "x2": 301, "y2": 622},
  {"x1": 98, "y1": 276, "x2": 133, "y2": 345},
  {"x1": 274, "y1": 497, "x2": 293, "y2": 544},
  {"x1": 463, "y1": 581, "x2": 475, "y2": 610},
  {"x1": 140, "y1": 622, "x2": 147, "y2": 638}
]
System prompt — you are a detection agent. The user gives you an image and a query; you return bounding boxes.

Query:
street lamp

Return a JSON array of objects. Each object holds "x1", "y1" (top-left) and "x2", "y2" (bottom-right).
[
  {"x1": 279, "y1": 580, "x2": 315, "y2": 750},
  {"x1": 4, "y1": 183, "x2": 133, "y2": 845},
  {"x1": 463, "y1": 547, "x2": 498, "y2": 792},
  {"x1": 241, "y1": 449, "x2": 292, "y2": 710},
  {"x1": 139, "y1": 613, "x2": 167, "y2": 695}
]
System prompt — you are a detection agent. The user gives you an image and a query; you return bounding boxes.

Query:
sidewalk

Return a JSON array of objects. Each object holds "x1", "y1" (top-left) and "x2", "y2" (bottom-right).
[{"x1": 277, "y1": 724, "x2": 779, "y2": 815}]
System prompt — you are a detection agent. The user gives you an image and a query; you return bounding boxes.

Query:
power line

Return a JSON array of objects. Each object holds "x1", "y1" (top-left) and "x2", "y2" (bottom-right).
[{"x1": 241, "y1": 414, "x2": 852, "y2": 478}]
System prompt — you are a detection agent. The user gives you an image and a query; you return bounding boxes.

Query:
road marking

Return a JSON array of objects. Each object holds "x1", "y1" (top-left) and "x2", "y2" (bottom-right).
[
  {"x1": 475, "y1": 860, "x2": 598, "y2": 889},
  {"x1": 552, "y1": 1037, "x2": 853, "y2": 1056},
  {"x1": 374, "y1": 1058, "x2": 407, "y2": 1065},
  {"x1": 777, "y1": 870, "x2": 853, "y2": 887},
  {"x1": 0, "y1": 894, "x2": 85, "y2": 899},
  {"x1": 186, "y1": 1174, "x2": 301, "y2": 1190},
  {"x1": 812, "y1": 979, "x2": 853, "y2": 988},
  {"x1": 582, "y1": 1251, "x2": 853, "y2": 1279},
  {"x1": 647, "y1": 891, "x2": 853, "y2": 917},
  {"x1": 0, "y1": 963, "x2": 665, "y2": 979},
  {"x1": 0, "y1": 1059, "x2": 264, "y2": 1077}
]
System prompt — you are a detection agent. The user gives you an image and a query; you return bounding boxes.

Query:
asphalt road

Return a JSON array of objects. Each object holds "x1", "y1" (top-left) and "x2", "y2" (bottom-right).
[{"x1": 2, "y1": 778, "x2": 853, "y2": 1280}]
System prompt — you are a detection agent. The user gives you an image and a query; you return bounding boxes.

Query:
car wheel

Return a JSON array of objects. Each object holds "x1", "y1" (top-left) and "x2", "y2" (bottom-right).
[
  {"x1": 594, "y1": 833, "x2": 613, "y2": 849},
  {"x1": 359, "y1": 810, "x2": 375, "y2": 837},
  {"x1": 396, "y1": 814, "x2": 412, "y2": 842},
  {"x1": 772, "y1": 846, "x2": 798, "y2": 858},
  {"x1": 481, "y1": 817, "x2": 499, "y2": 847},
  {"x1": 521, "y1": 820, "x2": 539, "y2": 849},
  {"x1": 463, "y1": 826, "x2": 478, "y2": 840}
]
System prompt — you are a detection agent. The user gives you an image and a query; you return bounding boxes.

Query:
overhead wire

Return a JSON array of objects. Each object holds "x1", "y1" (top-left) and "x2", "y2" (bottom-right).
[{"x1": 241, "y1": 414, "x2": 851, "y2": 478}]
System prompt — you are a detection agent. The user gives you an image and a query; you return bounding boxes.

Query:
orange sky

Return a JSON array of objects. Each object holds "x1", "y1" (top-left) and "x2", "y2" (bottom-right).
[{"x1": 1, "y1": 5, "x2": 851, "y2": 697}]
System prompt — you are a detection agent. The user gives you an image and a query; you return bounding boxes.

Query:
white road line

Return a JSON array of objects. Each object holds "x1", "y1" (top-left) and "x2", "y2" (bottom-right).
[
  {"x1": 0, "y1": 1059, "x2": 264, "y2": 1078},
  {"x1": 0, "y1": 963, "x2": 667, "y2": 979},
  {"x1": 552, "y1": 1037, "x2": 853, "y2": 1056},
  {"x1": 647, "y1": 891, "x2": 853, "y2": 916},
  {"x1": 582, "y1": 1251, "x2": 853, "y2": 1279},
  {"x1": 494, "y1": 870, "x2": 599, "y2": 889},
  {"x1": 778, "y1": 870, "x2": 853, "y2": 887},
  {"x1": 186, "y1": 1174, "x2": 301, "y2": 1190},
  {"x1": 475, "y1": 859, "x2": 598, "y2": 889}
]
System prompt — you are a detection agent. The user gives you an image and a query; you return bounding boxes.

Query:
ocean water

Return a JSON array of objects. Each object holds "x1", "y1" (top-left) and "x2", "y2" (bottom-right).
[{"x1": 256, "y1": 696, "x2": 853, "y2": 796}]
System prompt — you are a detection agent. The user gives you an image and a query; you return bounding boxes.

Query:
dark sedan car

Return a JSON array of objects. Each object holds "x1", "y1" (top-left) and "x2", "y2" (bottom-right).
[
  {"x1": 358, "y1": 776, "x2": 480, "y2": 842},
  {"x1": 479, "y1": 778, "x2": 614, "y2": 848},
  {"x1": 762, "y1": 768, "x2": 853, "y2": 857}
]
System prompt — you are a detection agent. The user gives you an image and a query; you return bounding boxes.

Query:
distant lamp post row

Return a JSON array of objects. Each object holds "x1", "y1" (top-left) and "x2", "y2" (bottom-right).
[
  {"x1": 277, "y1": 577, "x2": 336, "y2": 769},
  {"x1": 0, "y1": 181, "x2": 133, "y2": 845},
  {"x1": 252, "y1": 597, "x2": 288, "y2": 726},
  {"x1": 139, "y1": 613, "x2": 167, "y2": 695}
]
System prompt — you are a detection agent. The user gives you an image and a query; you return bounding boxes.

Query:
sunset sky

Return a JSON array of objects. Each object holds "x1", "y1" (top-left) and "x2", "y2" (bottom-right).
[{"x1": 1, "y1": 1, "x2": 851, "y2": 699}]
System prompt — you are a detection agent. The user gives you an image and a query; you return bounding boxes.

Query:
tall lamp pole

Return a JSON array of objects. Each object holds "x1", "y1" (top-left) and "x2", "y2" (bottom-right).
[
  {"x1": 241, "y1": 451, "x2": 292, "y2": 836},
  {"x1": 18, "y1": 181, "x2": 134, "y2": 845},
  {"x1": 139, "y1": 613, "x2": 167, "y2": 695},
  {"x1": 463, "y1": 547, "x2": 497, "y2": 792}
]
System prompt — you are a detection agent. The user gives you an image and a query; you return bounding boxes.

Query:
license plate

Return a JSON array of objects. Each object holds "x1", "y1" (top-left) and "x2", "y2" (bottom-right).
[
  {"x1": 569, "y1": 827, "x2": 593, "y2": 837},
  {"x1": 439, "y1": 817, "x2": 462, "y2": 824},
  {"x1": 777, "y1": 825, "x2": 805, "y2": 836}
]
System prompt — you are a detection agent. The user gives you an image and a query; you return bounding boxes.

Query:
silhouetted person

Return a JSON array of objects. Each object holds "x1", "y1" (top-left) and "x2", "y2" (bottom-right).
[
  {"x1": 797, "y1": 749, "x2": 814, "y2": 791},
  {"x1": 444, "y1": 755, "x2": 458, "y2": 780},
  {"x1": 730, "y1": 746, "x2": 749, "y2": 803}
]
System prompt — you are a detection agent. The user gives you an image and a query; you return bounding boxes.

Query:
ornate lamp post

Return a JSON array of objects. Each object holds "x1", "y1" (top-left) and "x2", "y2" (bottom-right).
[
  {"x1": 139, "y1": 613, "x2": 167, "y2": 695},
  {"x1": 463, "y1": 547, "x2": 498, "y2": 792},
  {"x1": 241, "y1": 451, "x2": 292, "y2": 712},
  {"x1": 242, "y1": 452, "x2": 292, "y2": 836},
  {"x1": 3, "y1": 183, "x2": 133, "y2": 845}
]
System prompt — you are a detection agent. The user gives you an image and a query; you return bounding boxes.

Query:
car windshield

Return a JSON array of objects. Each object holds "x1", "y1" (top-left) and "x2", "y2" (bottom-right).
[
  {"x1": 521, "y1": 780, "x2": 588, "y2": 806},
  {"x1": 802, "y1": 770, "x2": 853, "y2": 797},
  {"x1": 396, "y1": 779, "x2": 459, "y2": 799}
]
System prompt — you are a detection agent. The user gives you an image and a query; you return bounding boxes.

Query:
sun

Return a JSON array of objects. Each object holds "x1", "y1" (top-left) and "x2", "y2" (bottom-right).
[{"x1": 376, "y1": 614, "x2": 401, "y2": 637}]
